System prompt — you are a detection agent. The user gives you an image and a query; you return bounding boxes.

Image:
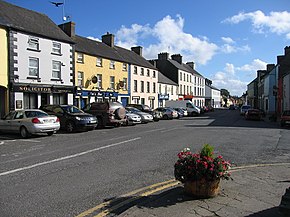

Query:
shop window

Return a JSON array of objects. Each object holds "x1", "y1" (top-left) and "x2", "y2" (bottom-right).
[{"x1": 23, "y1": 93, "x2": 38, "y2": 109}]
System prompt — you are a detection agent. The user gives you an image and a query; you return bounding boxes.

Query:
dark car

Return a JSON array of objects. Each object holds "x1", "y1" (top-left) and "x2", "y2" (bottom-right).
[
  {"x1": 39, "y1": 104, "x2": 97, "y2": 132},
  {"x1": 245, "y1": 109, "x2": 262, "y2": 121},
  {"x1": 83, "y1": 101, "x2": 126, "y2": 128},
  {"x1": 280, "y1": 110, "x2": 290, "y2": 127},
  {"x1": 126, "y1": 104, "x2": 160, "y2": 121}
]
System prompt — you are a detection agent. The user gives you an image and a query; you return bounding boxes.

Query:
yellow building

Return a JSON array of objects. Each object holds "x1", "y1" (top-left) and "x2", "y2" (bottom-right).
[
  {"x1": 0, "y1": 26, "x2": 8, "y2": 117},
  {"x1": 74, "y1": 34, "x2": 129, "y2": 108}
]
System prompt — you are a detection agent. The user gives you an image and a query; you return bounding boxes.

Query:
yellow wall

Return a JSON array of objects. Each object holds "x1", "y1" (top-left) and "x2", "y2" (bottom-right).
[
  {"x1": 0, "y1": 27, "x2": 8, "y2": 88},
  {"x1": 75, "y1": 53, "x2": 128, "y2": 95}
]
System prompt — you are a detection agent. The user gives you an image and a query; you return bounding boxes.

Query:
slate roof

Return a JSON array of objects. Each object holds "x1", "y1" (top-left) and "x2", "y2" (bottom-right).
[
  {"x1": 74, "y1": 35, "x2": 158, "y2": 70},
  {"x1": 158, "y1": 72, "x2": 178, "y2": 85},
  {"x1": 167, "y1": 59, "x2": 204, "y2": 77},
  {"x1": 0, "y1": 0, "x2": 73, "y2": 43}
]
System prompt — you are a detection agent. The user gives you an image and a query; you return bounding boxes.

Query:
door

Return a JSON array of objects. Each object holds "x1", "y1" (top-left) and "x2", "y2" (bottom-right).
[{"x1": 121, "y1": 97, "x2": 128, "y2": 107}]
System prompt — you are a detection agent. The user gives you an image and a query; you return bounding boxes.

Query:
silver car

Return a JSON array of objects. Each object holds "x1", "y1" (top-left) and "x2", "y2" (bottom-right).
[
  {"x1": 125, "y1": 111, "x2": 142, "y2": 126},
  {"x1": 0, "y1": 109, "x2": 60, "y2": 138},
  {"x1": 126, "y1": 107, "x2": 154, "y2": 123}
]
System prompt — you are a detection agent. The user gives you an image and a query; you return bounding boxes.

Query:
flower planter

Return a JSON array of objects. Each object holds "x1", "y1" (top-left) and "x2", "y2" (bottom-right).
[{"x1": 184, "y1": 178, "x2": 220, "y2": 198}]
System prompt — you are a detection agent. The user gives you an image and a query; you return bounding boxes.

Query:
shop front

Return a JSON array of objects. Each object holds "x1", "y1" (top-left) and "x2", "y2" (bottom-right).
[
  {"x1": 158, "y1": 94, "x2": 169, "y2": 107},
  {"x1": 10, "y1": 83, "x2": 74, "y2": 110},
  {"x1": 75, "y1": 89, "x2": 119, "y2": 109}
]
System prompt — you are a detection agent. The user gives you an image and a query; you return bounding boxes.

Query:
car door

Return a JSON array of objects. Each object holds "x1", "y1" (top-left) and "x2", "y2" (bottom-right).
[
  {"x1": 10, "y1": 111, "x2": 25, "y2": 132},
  {"x1": 0, "y1": 111, "x2": 16, "y2": 132}
]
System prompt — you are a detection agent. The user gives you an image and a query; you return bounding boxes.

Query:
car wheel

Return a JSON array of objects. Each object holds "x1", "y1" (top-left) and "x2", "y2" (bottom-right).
[
  {"x1": 164, "y1": 115, "x2": 169, "y2": 120},
  {"x1": 20, "y1": 126, "x2": 30, "y2": 138},
  {"x1": 47, "y1": 131, "x2": 54, "y2": 136},
  {"x1": 66, "y1": 121, "x2": 75, "y2": 133}
]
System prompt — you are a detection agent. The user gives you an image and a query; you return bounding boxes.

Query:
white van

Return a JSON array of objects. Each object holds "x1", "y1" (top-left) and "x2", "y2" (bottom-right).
[{"x1": 165, "y1": 100, "x2": 200, "y2": 116}]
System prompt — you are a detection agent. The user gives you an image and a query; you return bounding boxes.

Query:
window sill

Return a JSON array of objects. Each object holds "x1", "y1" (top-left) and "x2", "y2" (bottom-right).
[
  {"x1": 51, "y1": 52, "x2": 63, "y2": 56},
  {"x1": 27, "y1": 48, "x2": 41, "y2": 52},
  {"x1": 27, "y1": 76, "x2": 41, "y2": 81},
  {"x1": 51, "y1": 78, "x2": 63, "y2": 83}
]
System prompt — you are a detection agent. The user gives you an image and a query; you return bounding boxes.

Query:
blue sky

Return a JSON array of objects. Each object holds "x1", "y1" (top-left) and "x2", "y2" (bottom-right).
[{"x1": 5, "y1": 0, "x2": 290, "y2": 96}]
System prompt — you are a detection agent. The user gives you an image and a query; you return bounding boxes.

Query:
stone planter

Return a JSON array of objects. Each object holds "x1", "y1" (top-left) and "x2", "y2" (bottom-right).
[{"x1": 184, "y1": 178, "x2": 220, "y2": 198}]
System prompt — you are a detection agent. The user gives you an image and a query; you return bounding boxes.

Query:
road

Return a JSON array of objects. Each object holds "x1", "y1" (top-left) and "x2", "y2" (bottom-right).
[{"x1": 0, "y1": 109, "x2": 289, "y2": 217}]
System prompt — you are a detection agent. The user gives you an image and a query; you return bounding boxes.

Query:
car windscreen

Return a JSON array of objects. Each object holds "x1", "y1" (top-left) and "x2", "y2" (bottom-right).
[
  {"x1": 25, "y1": 110, "x2": 48, "y2": 118},
  {"x1": 62, "y1": 106, "x2": 83, "y2": 114}
]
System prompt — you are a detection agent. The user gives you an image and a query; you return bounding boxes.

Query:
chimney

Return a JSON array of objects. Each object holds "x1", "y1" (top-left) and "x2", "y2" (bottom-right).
[
  {"x1": 158, "y1": 52, "x2": 169, "y2": 60},
  {"x1": 102, "y1": 32, "x2": 114, "y2": 47},
  {"x1": 58, "y1": 21, "x2": 75, "y2": 37},
  {"x1": 131, "y1": 46, "x2": 143, "y2": 56},
  {"x1": 149, "y1": 60, "x2": 157, "y2": 67},
  {"x1": 266, "y1": 64, "x2": 275, "y2": 72},
  {"x1": 186, "y1": 62, "x2": 195, "y2": 69},
  {"x1": 171, "y1": 54, "x2": 182, "y2": 64},
  {"x1": 285, "y1": 46, "x2": 290, "y2": 55}
]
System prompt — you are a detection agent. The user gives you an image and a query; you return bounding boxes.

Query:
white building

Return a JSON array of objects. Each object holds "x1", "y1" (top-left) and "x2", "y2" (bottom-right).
[
  {"x1": 1, "y1": 1, "x2": 74, "y2": 110},
  {"x1": 205, "y1": 79, "x2": 221, "y2": 108}
]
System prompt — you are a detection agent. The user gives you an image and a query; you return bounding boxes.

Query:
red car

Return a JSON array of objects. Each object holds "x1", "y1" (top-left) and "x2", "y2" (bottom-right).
[
  {"x1": 245, "y1": 109, "x2": 262, "y2": 121},
  {"x1": 280, "y1": 110, "x2": 290, "y2": 127}
]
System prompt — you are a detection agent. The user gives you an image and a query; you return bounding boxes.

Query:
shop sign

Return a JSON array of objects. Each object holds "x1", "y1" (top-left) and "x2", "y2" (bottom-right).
[{"x1": 158, "y1": 94, "x2": 169, "y2": 100}]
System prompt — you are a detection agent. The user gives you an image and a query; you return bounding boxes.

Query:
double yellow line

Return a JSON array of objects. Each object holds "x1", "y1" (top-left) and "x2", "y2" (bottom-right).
[{"x1": 76, "y1": 179, "x2": 180, "y2": 217}]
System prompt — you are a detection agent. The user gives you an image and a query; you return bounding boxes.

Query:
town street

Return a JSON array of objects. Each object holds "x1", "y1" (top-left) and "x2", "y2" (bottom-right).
[{"x1": 0, "y1": 109, "x2": 289, "y2": 217}]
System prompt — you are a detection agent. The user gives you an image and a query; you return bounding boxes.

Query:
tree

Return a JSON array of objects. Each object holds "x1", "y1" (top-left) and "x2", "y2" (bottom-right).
[{"x1": 220, "y1": 89, "x2": 230, "y2": 97}]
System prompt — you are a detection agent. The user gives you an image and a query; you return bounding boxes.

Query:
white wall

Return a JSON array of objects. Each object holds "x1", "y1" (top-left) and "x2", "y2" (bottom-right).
[{"x1": 14, "y1": 32, "x2": 73, "y2": 86}]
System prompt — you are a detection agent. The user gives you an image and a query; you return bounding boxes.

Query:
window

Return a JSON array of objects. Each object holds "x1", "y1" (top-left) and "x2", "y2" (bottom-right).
[
  {"x1": 77, "y1": 53, "x2": 84, "y2": 63},
  {"x1": 122, "y1": 78, "x2": 127, "y2": 90},
  {"x1": 159, "y1": 84, "x2": 161, "y2": 94},
  {"x1": 110, "y1": 60, "x2": 115, "y2": 69},
  {"x1": 147, "y1": 81, "x2": 150, "y2": 93},
  {"x1": 77, "y1": 71, "x2": 84, "y2": 86},
  {"x1": 29, "y1": 57, "x2": 39, "y2": 77},
  {"x1": 187, "y1": 74, "x2": 189, "y2": 82},
  {"x1": 122, "y1": 63, "x2": 127, "y2": 71},
  {"x1": 140, "y1": 68, "x2": 144, "y2": 76},
  {"x1": 96, "y1": 57, "x2": 102, "y2": 67},
  {"x1": 180, "y1": 85, "x2": 182, "y2": 94},
  {"x1": 97, "y1": 74, "x2": 102, "y2": 89},
  {"x1": 180, "y1": 72, "x2": 182, "y2": 81},
  {"x1": 24, "y1": 93, "x2": 37, "y2": 109},
  {"x1": 153, "y1": 71, "x2": 156, "y2": 78},
  {"x1": 171, "y1": 86, "x2": 174, "y2": 95},
  {"x1": 52, "y1": 60, "x2": 61, "y2": 79},
  {"x1": 147, "y1": 69, "x2": 150, "y2": 77},
  {"x1": 153, "y1": 82, "x2": 156, "y2": 93},
  {"x1": 141, "y1": 81, "x2": 144, "y2": 92},
  {"x1": 52, "y1": 42, "x2": 61, "y2": 54},
  {"x1": 110, "y1": 76, "x2": 115, "y2": 89},
  {"x1": 28, "y1": 37, "x2": 39, "y2": 50},
  {"x1": 134, "y1": 66, "x2": 137, "y2": 74},
  {"x1": 184, "y1": 73, "x2": 186, "y2": 81},
  {"x1": 134, "y1": 80, "x2": 137, "y2": 92},
  {"x1": 165, "y1": 85, "x2": 167, "y2": 94}
]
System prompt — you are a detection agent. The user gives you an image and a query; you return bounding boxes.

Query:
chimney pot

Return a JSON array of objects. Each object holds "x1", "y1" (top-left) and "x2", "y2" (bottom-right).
[{"x1": 158, "y1": 52, "x2": 169, "y2": 60}]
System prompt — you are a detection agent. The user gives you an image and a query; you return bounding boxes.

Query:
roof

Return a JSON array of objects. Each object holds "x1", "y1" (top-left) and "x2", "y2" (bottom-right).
[
  {"x1": 168, "y1": 59, "x2": 204, "y2": 77},
  {"x1": 158, "y1": 72, "x2": 178, "y2": 85},
  {"x1": 74, "y1": 35, "x2": 157, "y2": 70},
  {"x1": 0, "y1": 0, "x2": 73, "y2": 43}
]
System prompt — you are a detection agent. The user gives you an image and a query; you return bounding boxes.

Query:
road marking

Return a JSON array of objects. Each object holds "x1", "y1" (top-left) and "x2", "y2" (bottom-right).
[
  {"x1": 0, "y1": 137, "x2": 141, "y2": 177},
  {"x1": 230, "y1": 162, "x2": 290, "y2": 172},
  {"x1": 160, "y1": 127, "x2": 180, "y2": 133},
  {"x1": 76, "y1": 179, "x2": 179, "y2": 217}
]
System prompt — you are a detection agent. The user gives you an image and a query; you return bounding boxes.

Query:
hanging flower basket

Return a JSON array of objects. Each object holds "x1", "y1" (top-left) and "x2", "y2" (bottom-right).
[{"x1": 174, "y1": 144, "x2": 232, "y2": 198}]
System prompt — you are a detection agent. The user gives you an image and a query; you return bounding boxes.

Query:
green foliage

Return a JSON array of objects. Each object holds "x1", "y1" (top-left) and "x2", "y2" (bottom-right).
[{"x1": 200, "y1": 144, "x2": 214, "y2": 158}]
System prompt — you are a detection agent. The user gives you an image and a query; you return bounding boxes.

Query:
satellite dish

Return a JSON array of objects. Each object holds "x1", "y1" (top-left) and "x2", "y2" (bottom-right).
[{"x1": 63, "y1": 16, "x2": 67, "y2": 21}]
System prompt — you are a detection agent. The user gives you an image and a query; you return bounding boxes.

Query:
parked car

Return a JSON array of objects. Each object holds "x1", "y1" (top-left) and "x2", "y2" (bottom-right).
[
  {"x1": 229, "y1": 105, "x2": 236, "y2": 110},
  {"x1": 40, "y1": 104, "x2": 97, "y2": 132},
  {"x1": 173, "y1": 108, "x2": 185, "y2": 118},
  {"x1": 245, "y1": 109, "x2": 262, "y2": 121},
  {"x1": 0, "y1": 109, "x2": 60, "y2": 138},
  {"x1": 126, "y1": 104, "x2": 160, "y2": 121},
  {"x1": 83, "y1": 101, "x2": 126, "y2": 128},
  {"x1": 154, "y1": 107, "x2": 174, "y2": 120},
  {"x1": 165, "y1": 107, "x2": 179, "y2": 118},
  {"x1": 125, "y1": 107, "x2": 154, "y2": 123},
  {"x1": 280, "y1": 110, "x2": 290, "y2": 127},
  {"x1": 240, "y1": 105, "x2": 251, "y2": 115},
  {"x1": 124, "y1": 111, "x2": 142, "y2": 126}
]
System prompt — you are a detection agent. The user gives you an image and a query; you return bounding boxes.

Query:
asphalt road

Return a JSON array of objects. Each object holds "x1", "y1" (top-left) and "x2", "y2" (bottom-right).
[{"x1": 0, "y1": 109, "x2": 289, "y2": 217}]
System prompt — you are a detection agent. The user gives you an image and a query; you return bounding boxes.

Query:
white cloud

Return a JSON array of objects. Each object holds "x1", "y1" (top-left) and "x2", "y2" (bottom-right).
[
  {"x1": 221, "y1": 37, "x2": 235, "y2": 44},
  {"x1": 223, "y1": 10, "x2": 290, "y2": 38},
  {"x1": 115, "y1": 15, "x2": 218, "y2": 65},
  {"x1": 211, "y1": 59, "x2": 267, "y2": 96},
  {"x1": 87, "y1": 36, "x2": 101, "y2": 42}
]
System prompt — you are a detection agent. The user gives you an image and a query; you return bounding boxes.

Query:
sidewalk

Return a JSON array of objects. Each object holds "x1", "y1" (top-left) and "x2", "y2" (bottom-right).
[{"x1": 119, "y1": 164, "x2": 290, "y2": 217}]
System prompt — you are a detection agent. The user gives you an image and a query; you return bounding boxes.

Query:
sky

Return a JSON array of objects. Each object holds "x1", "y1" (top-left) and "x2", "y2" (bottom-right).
[{"x1": 4, "y1": 0, "x2": 290, "y2": 96}]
